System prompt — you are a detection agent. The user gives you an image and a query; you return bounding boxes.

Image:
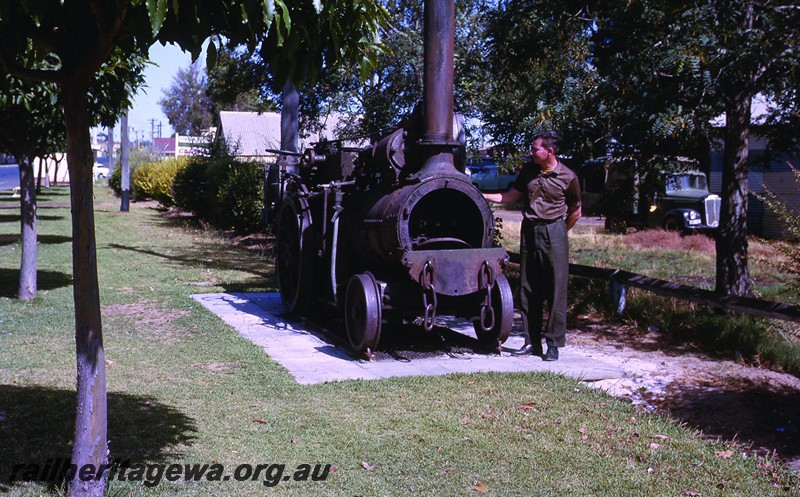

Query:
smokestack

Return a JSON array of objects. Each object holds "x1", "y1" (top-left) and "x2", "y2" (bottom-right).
[{"x1": 419, "y1": 0, "x2": 456, "y2": 175}]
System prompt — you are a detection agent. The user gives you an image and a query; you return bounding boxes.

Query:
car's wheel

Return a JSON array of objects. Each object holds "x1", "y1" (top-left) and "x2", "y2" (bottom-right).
[
  {"x1": 663, "y1": 216, "x2": 682, "y2": 232},
  {"x1": 604, "y1": 216, "x2": 627, "y2": 234}
]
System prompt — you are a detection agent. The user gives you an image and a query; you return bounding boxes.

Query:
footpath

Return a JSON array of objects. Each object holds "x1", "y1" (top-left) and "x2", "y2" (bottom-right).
[{"x1": 193, "y1": 292, "x2": 629, "y2": 385}]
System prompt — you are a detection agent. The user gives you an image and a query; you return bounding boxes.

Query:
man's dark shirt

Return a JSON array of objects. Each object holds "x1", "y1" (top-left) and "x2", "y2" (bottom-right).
[{"x1": 512, "y1": 161, "x2": 581, "y2": 222}]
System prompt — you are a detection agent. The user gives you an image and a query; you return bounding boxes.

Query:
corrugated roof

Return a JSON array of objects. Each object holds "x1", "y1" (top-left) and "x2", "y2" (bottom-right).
[
  {"x1": 218, "y1": 111, "x2": 365, "y2": 159},
  {"x1": 218, "y1": 111, "x2": 282, "y2": 157}
]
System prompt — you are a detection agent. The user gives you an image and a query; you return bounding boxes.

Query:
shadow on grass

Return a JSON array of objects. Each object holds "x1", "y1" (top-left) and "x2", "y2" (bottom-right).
[
  {"x1": 0, "y1": 385, "x2": 198, "y2": 491},
  {"x1": 34, "y1": 188, "x2": 71, "y2": 200},
  {"x1": 0, "y1": 269, "x2": 72, "y2": 298},
  {"x1": 666, "y1": 381, "x2": 800, "y2": 463},
  {"x1": 0, "y1": 234, "x2": 72, "y2": 246},
  {"x1": 0, "y1": 214, "x2": 66, "y2": 223},
  {"x1": 106, "y1": 236, "x2": 276, "y2": 293}
]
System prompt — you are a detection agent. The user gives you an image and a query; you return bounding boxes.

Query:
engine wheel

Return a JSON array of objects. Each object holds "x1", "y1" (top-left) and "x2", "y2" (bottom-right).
[
  {"x1": 276, "y1": 195, "x2": 313, "y2": 313},
  {"x1": 345, "y1": 272, "x2": 382, "y2": 353},
  {"x1": 473, "y1": 273, "x2": 513, "y2": 347}
]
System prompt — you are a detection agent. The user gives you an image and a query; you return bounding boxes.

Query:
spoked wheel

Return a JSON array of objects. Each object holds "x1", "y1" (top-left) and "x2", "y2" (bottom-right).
[
  {"x1": 345, "y1": 272, "x2": 382, "y2": 354},
  {"x1": 473, "y1": 273, "x2": 513, "y2": 347},
  {"x1": 276, "y1": 193, "x2": 313, "y2": 313}
]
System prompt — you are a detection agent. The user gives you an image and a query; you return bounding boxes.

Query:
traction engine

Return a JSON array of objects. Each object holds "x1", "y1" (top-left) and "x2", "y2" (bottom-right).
[{"x1": 267, "y1": 0, "x2": 513, "y2": 355}]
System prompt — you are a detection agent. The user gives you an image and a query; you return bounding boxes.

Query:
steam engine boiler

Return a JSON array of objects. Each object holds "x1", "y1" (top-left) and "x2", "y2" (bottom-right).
[{"x1": 268, "y1": 0, "x2": 513, "y2": 354}]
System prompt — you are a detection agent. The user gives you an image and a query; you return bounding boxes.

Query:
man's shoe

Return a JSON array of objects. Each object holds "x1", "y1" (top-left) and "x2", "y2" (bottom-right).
[
  {"x1": 543, "y1": 347, "x2": 559, "y2": 361},
  {"x1": 511, "y1": 343, "x2": 543, "y2": 357}
]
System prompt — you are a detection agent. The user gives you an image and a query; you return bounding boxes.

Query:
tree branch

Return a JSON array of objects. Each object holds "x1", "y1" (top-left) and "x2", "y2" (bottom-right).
[{"x1": 4, "y1": 64, "x2": 64, "y2": 84}]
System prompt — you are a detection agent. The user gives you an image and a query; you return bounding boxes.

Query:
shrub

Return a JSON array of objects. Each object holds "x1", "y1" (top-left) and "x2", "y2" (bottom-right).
[
  {"x1": 172, "y1": 158, "x2": 212, "y2": 218},
  {"x1": 210, "y1": 160, "x2": 264, "y2": 234},
  {"x1": 108, "y1": 148, "x2": 162, "y2": 196},
  {"x1": 754, "y1": 164, "x2": 800, "y2": 299},
  {"x1": 108, "y1": 163, "x2": 122, "y2": 195},
  {"x1": 173, "y1": 157, "x2": 265, "y2": 234},
  {"x1": 131, "y1": 158, "x2": 189, "y2": 207}
]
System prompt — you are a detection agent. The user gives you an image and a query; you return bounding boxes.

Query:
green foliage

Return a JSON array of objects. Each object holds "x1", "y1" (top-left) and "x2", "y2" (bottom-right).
[
  {"x1": 172, "y1": 158, "x2": 213, "y2": 218},
  {"x1": 211, "y1": 161, "x2": 265, "y2": 233},
  {"x1": 172, "y1": 157, "x2": 265, "y2": 234},
  {"x1": 108, "y1": 163, "x2": 122, "y2": 195},
  {"x1": 754, "y1": 165, "x2": 800, "y2": 298},
  {"x1": 205, "y1": 45, "x2": 280, "y2": 114},
  {"x1": 130, "y1": 158, "x2": 189, "y2": 206},
  {"x1": 159, "y1": 62, "x2": 214, "y2": 135},
  {"x1": 208, "y1": 0, "x2": 491, "y2": 144},
  {"x1": 108, "y1": 147, "x2": 163, "y2": 195},
  {"x1": 0, "y1": 72, "x2": 64, "y2": 163}
]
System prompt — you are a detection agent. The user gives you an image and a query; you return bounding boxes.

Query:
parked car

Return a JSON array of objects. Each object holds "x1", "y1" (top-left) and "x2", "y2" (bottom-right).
[
  {"x1": 93, "y1": 162, "x2": 109, "y2": 181},
  {"x1": 467, "y1": 160, "x2": 517, "y2": 192},
  {"x1": 581, "y1": 157, "x2": 721, "y2": 233}
]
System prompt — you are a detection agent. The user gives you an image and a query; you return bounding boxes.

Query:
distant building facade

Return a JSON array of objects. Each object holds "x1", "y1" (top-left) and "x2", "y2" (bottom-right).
[
  {"x1": 709, "y1": 136, "x2": 799, "y2": 239},
  {"x1": 215, "y1": 111, "x2": 359, "y2": 163}
]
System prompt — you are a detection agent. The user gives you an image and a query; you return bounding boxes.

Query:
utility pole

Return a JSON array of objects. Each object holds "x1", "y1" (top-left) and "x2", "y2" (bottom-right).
[
  {"x1": 120, "y1": 112, "x2": 130, "y2": 212},
  {"x1": 106, "y1": 126, "x2": 114, "y2": 173},
  {"x1": 149, "y1": 118, "x2": 156, "y2": 148}
]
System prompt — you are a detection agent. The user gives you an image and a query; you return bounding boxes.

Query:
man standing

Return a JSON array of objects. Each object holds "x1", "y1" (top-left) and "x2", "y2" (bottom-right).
[{"x1": 483, "y1": 131, "x2": 582, "y2": 361}]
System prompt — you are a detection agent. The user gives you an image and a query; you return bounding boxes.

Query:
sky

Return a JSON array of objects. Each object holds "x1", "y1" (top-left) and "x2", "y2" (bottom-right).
[{"x1": 120, "y1": 42, "x2": 203, "y2": 141}]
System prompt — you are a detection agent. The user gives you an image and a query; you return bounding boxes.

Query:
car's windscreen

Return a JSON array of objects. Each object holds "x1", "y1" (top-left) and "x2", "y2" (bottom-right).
[{"x1": 666, "y1": 174, "x2": 706, "y2": 191}]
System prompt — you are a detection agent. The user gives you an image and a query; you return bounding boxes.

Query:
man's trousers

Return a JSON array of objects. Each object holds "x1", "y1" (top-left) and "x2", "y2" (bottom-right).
[{"x1": 519, "y1": 219, "x2": 569, "y2": 348}]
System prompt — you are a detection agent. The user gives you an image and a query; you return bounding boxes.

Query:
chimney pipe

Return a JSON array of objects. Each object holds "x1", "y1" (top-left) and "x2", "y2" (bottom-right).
[{"x1": 419, "y1": 0, "x2": 456, "y2": 175}]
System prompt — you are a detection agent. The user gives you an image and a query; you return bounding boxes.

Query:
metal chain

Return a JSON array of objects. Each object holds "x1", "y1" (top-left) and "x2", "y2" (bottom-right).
[
  {"x1": 420, "y1": 260, "x2": 437, "y2": 331},
  {"x1": 478, "y1": 260, "x2": 495, "y2": 332}
]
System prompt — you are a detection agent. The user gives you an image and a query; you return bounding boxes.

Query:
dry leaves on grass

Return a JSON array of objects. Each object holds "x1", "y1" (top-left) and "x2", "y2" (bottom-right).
[
  {"x1": 620, "y1": 229, "x2": 715, "y2": 253},
  {"x1": 103, "y1": 301, "x2": 191, "y2": 341}
]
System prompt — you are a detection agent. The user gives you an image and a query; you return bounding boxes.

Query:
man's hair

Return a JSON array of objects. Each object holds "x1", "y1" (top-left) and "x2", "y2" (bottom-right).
[{"x1": 531, "y1": 131, "x2": 561, "y2": 154}]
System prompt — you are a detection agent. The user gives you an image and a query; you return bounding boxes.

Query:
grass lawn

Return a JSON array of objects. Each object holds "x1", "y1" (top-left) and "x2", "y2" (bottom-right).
[{"x1": 0, "y1": 186, "x2": 797, "y2": 496}]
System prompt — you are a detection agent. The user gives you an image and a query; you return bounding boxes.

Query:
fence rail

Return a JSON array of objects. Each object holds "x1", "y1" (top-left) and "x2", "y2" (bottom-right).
[{"x1": 568, "y1": 263, "x2": 800, "y2": 323}]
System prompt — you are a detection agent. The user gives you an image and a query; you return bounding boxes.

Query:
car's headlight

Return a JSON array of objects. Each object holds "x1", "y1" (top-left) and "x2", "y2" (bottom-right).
[
  {"x1": 684, "y1": 210, "x2": 701, "y2": 225},
  {"x1": 684, "y1": 210, "x2": 700, "y2": 220}
]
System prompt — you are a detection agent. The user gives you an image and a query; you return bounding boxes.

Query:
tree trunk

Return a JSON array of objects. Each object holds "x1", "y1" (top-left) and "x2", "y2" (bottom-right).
[
  {"x1": 36, "y1": 158, "x2": 44, "y2": 195},
  {"x1": 17, "y1": 156, "x2": 37, "y2": 300},
  {"x1": 52, "y1": 157, "x2": 60, "y2": 186},
  {"x1": 715, "y1": 92, "x2": 753, "y2": 297},
  {"x1": 63, "y1": 78, "x2": 108, "y2": 497}
]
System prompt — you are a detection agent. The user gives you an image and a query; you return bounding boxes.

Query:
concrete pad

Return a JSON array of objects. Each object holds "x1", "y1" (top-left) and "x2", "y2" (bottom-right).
[{"x1": 193, "y1": 292, "x2": 630, "y2": 385}]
